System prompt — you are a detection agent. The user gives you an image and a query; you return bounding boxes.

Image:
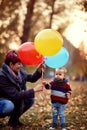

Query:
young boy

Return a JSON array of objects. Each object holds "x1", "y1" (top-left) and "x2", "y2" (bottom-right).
[{"x1": 43, "y1": 67, "x2": 72, "y2": 130}]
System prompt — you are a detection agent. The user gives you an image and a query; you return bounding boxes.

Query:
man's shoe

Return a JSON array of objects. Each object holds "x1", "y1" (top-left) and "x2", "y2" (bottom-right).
[
  {"x1": 8, "y1": 120, "x2": 25, "y2": 129},
  {"x1": 17, "y1": 120, "x2": 25, "y2": 126}
]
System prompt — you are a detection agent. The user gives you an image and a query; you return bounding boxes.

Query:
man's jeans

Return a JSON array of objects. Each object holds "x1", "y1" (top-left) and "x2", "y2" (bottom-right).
[
  {"x1": 0, "y1": 98, "x2": 34, "y2": 119},
  {"x1": 0, "y1": 99, "x2": 14, "y2": 118},
  {"x1": 52, "y1": 102, "x2": 66, "y2": 126}
]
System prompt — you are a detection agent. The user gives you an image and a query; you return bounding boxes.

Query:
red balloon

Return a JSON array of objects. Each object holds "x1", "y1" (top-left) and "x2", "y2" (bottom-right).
[{"x1": 18, "y1": 42, "x2": 43, "y2": 66}]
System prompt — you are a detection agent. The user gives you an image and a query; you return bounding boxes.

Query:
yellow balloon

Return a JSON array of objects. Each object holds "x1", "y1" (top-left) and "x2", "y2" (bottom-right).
[{"x1": 34, "y1": 29, "x2": 63, "y2": 56}]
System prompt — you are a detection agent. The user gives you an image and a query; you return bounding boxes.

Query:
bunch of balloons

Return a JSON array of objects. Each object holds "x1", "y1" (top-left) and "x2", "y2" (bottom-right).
[{"x1": 18, "y1": 29, "x2": 69, "y2": 68}]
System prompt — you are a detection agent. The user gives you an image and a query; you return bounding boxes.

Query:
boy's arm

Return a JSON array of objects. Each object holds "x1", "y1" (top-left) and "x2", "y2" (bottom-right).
[
  {"x1": 42, "y1": 81, "x2": 51, "y2": 89},
  {"x1": 66, "y1": 92, "x2": 71, "y2": 99},
  {"x1": 66, "y1": 84, "x2": 72, "y2": 99}
]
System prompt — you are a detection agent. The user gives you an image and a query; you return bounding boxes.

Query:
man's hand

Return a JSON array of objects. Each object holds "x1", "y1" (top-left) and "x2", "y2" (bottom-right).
[
  {"x1": 37, "y1": 63, "x2": 46, "y2": 73},
  {"x1": 34, "y1": 84, "x2": 44, "y2": 92}
]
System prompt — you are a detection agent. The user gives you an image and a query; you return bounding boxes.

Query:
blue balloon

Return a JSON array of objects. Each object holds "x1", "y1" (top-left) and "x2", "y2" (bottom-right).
[{"x1": 44, "y1": 47, "x2": 69, "y2": 68}]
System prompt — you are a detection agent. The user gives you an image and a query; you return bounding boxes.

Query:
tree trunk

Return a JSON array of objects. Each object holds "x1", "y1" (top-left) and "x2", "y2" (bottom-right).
[
  {"x1": 48, "y1": 0, "x2": 56, "y2": 28},
  {"x1": 21, "y1": 0, "x2": 36, "y2": 43}
]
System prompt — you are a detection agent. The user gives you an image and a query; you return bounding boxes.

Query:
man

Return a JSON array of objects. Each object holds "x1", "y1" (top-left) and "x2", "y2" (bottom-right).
[{"x1": 0, "y1": 50, "x2": 45, "y2": 129}]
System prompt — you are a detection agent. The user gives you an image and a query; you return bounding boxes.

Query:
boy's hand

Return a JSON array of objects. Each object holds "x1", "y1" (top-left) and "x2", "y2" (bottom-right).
[
  {"x1": 42, "y1": 81, "x2": 47, "y2": 86},
  {"x1": 66, "y1": 92, "x2": 71, "y2": 99}
]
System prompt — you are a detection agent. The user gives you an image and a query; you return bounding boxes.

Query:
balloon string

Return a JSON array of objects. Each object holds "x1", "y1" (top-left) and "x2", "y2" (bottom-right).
[
  {"x1": 41, "y1": 68, "x2": 44, "y2": 81},
  {"x1": 39, "y1": 68, "x2": 44, "y2": 101}
]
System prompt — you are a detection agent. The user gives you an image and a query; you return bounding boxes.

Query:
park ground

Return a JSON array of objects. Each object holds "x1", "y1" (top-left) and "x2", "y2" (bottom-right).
[{"x1": 0, "y1": 81, "x2": 87, "y2": 130}]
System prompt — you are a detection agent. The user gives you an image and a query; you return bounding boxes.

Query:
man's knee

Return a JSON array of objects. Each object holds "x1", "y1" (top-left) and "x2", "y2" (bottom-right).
[{"x1": 0, "y1": 99, "x2": 14, "y2": 118}]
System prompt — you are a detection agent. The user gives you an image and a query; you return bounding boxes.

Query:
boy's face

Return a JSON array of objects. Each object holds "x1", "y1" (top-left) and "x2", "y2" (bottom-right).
[{"x1": 55, "y1": 69, "x2": 66, "y2": 80}]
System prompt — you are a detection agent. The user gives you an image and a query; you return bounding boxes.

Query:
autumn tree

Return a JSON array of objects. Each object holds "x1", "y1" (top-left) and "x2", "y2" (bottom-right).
[{"x1": 0, "y1": 0, "x2": 87, "y2": 77}]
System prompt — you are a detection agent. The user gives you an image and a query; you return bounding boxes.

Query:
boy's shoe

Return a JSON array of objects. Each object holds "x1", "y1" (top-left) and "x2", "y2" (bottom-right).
[
  {"x1": 61, "y1": 123, "x2": 66, "y2": 130},
  {"x1": 49, "y1": 123, "x2": 58, "y2": 130},
  {"x1": 61, "y1": 128, "x2": 66, "y2": 130},
  {"x1": 49, "y1": 126, "x2": 55, "y2": 130}
]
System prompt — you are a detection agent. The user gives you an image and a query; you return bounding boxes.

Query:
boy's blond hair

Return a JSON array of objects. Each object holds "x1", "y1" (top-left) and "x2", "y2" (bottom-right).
[{"x1": 55, "y1": 67, "x2": 67, "y2": 75}]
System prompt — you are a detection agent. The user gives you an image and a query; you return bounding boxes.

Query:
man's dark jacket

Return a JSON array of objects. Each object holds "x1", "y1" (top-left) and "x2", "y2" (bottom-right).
[{"x1": 0, "y1": 63, "x2": 41, "y2": 103}]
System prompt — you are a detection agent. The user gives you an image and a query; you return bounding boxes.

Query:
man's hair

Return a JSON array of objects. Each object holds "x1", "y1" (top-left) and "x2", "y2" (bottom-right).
[{"x1": 4, "y1": 50, "x2": 21, "y2": 65}]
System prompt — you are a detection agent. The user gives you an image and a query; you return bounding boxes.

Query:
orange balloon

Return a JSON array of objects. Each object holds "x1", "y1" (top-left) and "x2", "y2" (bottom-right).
[{"x1": 18, "y1": 42, "x2": 43, "y2": 66}]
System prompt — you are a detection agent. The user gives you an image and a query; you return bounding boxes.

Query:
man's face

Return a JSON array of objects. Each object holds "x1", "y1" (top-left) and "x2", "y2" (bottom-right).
[{"x1": 10, "y1": 62, "x2": 22, "y2": 74}]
